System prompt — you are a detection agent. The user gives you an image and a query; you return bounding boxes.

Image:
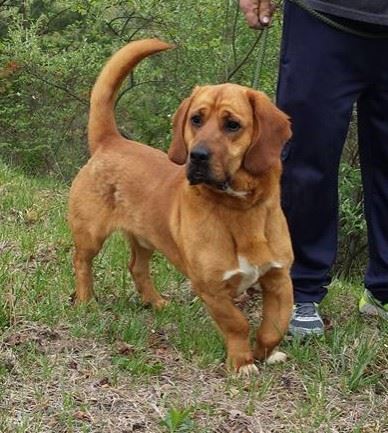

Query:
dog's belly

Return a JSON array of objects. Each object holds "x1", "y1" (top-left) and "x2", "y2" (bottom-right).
[{"x1": 223, "y1": 256, "x2": 282, "y2": 295}]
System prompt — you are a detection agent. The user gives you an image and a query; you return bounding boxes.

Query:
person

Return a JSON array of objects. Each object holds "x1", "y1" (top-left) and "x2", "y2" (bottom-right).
[{"x1": 239, "y1": 0, "x2": 388, "y2": 336}]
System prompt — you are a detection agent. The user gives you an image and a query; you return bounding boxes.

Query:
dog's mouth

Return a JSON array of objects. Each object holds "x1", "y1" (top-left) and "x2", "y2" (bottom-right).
[{"x1": 187, "y1": 165, "x2": 229, "y2": 191}]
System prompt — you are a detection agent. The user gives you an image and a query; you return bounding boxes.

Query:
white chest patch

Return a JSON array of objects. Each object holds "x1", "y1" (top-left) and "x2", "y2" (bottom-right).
[{"x1": 223, "y1": 256, "x2": 282, "y2": 295}]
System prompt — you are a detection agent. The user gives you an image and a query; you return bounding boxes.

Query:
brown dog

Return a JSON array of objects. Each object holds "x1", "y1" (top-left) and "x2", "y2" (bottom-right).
[{"x1": 68, "y1": 39, "x2": 293, "y2": 375}]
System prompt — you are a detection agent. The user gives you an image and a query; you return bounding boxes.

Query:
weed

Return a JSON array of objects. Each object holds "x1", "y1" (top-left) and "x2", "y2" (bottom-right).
[{"x1": 160, "y1": 407, "x2": 197, "y2": 433}]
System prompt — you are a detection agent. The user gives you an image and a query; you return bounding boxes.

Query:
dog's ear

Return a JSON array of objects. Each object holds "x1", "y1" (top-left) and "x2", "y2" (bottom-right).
[
  {"x1": 243, "y1": 90, "x2": 291, "y2": 176},
  {"x1": 168, "y1": 97, "x2": 193, "y2": 165}
]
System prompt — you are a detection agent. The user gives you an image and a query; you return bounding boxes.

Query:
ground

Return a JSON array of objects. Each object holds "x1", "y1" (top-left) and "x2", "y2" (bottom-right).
[{"x1": 0, "y1": 162, "x2": 387, "y2": 433}]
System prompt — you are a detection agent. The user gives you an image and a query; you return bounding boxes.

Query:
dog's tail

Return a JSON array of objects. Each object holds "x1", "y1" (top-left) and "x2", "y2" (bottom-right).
[{"x1": 88, "y1": 39, "x2": 172, "y2": 154}]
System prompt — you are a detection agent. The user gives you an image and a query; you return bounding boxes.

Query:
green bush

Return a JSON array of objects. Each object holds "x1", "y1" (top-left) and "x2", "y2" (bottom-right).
[{"x1": 337, "y1": 118, "x2": 367, "y2": 278}]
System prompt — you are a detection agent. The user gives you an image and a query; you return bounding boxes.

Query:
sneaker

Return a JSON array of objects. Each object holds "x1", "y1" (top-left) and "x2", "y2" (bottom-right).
[
  {"x1": 359, "y1": 289, "x2": 388, "y2": 320},
  {"x1": 289, "y1": 302, "x2": 324, "y2": 337}
]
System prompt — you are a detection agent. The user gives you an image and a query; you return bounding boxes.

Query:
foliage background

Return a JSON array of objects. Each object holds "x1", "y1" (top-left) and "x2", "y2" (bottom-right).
[{"x1": 0, "y1": 0, "x2": 366, "y2": 277}]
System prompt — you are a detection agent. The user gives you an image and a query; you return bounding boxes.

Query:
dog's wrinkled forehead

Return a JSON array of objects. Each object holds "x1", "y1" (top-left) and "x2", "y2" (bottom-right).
[{"x1": 189, "y1": 84, "x2": 253, "y2": 121}]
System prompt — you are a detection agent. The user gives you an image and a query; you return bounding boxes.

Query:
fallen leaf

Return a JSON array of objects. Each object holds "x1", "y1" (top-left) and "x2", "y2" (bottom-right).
[
  {"x1": 73, "y1": 410, "x2": 92, "y2": 422},
  {"x1": 116, "y1": 341, "x2": 135, "y2": 356}
]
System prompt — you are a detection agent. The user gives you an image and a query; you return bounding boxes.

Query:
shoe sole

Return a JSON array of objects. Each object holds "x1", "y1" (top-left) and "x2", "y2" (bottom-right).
[
  {"x1": 359, "y1": 303, "x2": 388, "y2": 320},
  {"x1": 289, "y1": 324, "x2": 324, "y2": 337}
]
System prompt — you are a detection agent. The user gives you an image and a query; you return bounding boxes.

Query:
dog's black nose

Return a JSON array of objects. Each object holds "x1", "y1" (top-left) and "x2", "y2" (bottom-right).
[{"x1": 190, "y1": 146, "x2": 210, "y2": 163}]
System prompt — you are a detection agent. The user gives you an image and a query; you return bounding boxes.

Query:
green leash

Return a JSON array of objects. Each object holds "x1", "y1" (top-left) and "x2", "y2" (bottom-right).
[
  {"x1": 252, "y1": 27, "x2": 269, "y2": 89},
  {"x1": 289, "y1": 0, "x2": 388, "y2": 39}
]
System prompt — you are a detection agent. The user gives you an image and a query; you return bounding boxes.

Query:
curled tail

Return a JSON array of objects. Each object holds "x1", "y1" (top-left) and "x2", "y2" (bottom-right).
[{"x1": 88, "y1": 39, "x2": 172, "y2": 154}]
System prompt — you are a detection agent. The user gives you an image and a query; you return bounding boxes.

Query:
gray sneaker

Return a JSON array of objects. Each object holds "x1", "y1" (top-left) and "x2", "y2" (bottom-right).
[
  {"x1": 359, "y1": 289, "x2": 388, "y2": 320},
  {"x1": 289, "y1": 302, "x2": 324, "y2": 337}
]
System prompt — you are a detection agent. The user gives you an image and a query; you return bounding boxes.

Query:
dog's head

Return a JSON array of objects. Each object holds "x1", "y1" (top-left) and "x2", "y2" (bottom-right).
[{"x1": 168, "y1": 84, "x2": 291, "y2": 189}]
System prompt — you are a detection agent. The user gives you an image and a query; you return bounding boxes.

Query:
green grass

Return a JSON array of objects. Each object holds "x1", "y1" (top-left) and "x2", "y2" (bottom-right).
[{"x1": 0, "y1": 161, "x2": 387, "y2": 432}]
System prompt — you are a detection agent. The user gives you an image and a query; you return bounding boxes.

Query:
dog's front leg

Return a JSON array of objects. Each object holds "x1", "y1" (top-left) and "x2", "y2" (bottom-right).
[
  {"x1": 254, "y1": 268, "x2": 293, "y2": 363},
  {"x1": 198, "y1": 289, "x2": 258, "y2": 376}
]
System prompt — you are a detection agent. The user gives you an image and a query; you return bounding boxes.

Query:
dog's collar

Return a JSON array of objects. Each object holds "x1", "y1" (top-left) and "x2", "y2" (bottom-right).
[
  {"x1": 223, "y1": 185, "x2": 248, "y2": 198},
  {"x1": 191, "y1": 178, "x2": 249, "y2": 199},
  {"x1": 214, "y1": 180, "x2": 249, "y2": 198}
]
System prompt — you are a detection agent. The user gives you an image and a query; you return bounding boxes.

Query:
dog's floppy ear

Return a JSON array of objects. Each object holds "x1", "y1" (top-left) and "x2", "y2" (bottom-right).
[
  {"x1": 243, "y1": 90, "x2": 291, "y2": 176},
  {"x1": 168, "y1": 97, "x2": 193, "y2": 165}
]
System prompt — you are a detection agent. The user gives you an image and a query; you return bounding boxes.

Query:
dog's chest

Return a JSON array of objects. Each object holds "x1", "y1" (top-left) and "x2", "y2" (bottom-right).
[{"x1": 223, "y1": 256, "x2": 282, "y2": 295}]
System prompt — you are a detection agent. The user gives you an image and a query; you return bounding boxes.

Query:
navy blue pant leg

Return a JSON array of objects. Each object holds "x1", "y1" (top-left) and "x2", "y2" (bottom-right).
[
  {"x1": 277, "y1": 1, "x2": 388, "y2": 303},
  {"x1": 358, "y1": 78, "x2": 388, "y2": 303}
]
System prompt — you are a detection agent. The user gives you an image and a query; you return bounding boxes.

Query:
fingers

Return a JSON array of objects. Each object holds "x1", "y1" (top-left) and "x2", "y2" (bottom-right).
[
  {"x1": 239, "y1": 0, "x2": 276, "y2": 30},
  {"x1": 239, "y1": 0, "x2": 260, "y2": 28},
  {"x1": 258, "y1": 0, "x2": 276, "y2": 27}
]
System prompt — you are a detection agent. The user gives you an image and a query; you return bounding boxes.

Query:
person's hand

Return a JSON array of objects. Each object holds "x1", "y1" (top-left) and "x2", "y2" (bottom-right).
[{"x1": 239, "y1": 0, "x2": 276, "y2": 29}]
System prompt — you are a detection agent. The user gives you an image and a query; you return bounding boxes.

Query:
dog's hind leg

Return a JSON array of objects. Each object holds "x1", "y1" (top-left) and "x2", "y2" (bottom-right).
[
  {"x1": 128, "y1": 235, "x2": 168, "y2": 310},
  {"x1": 72, "y1": 228, "x2": 107, "y2": 303},
  {"x1": 254, "y1": 269, "x2": 293, "y2": 362}
]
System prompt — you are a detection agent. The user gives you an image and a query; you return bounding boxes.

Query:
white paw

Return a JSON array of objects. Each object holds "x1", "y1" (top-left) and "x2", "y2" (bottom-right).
[
  {"x1": 266, "y1": 351, "x2": 287, "y2": 364},
  {"x1": 237, "y1": 363, "x2": 259, "y2": 377}
]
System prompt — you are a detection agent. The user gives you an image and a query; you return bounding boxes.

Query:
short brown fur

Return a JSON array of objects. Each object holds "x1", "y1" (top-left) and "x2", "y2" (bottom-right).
[{"x1": 69, "y1": 39, "x2": 294, "y2": 373}]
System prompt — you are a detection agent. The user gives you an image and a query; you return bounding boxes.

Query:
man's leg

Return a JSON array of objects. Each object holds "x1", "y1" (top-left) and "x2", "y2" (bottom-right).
[
  {"x1": 277, "y1": 1, "x2": 366, "y2": 334},
  {"x1": 358, "y1": 77, "x2": 388, "y2": 317}
]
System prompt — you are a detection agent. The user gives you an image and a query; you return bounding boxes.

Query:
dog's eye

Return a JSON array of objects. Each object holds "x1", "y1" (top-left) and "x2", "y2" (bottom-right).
[
  {"x1": 191, "y1": 115, "x2": 202, "y2": 127},
  {"x1": 225, "y1": 120, "x2": 241, "y2": 132}
]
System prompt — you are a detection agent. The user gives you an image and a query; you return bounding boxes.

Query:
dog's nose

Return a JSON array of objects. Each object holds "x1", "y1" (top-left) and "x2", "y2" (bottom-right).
[{"x1": 190, "y1": 146, "x2": 210, "y2": 163}]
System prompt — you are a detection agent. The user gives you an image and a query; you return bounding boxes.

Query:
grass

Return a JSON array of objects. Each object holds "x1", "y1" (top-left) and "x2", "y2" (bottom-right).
[{"x1": 0, "y1": 161, "x2": 387, "y2": 432}]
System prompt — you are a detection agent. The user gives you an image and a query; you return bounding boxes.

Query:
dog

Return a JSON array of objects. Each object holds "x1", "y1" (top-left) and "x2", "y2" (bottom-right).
[{"x1": 68, "y1": 39, "x2": 294, "y2": 375}]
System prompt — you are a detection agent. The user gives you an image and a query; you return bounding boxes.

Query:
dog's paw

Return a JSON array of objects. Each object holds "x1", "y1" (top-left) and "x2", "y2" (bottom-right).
[
  {"x1": 142, "y1": 296, "x2": 169, "y2": 310},
  {"x1": 70, "y1": 291, "x2": 96, "y2": 305},
  {"x1": 152, "y1": 298, "x2": 169, "y2": 310},
  {"x1": 265, "y1": 351, "x2": 287, "y2": 364},
  {"x1": 237, "y1": 363, "x2": 259, "y2": 377}
]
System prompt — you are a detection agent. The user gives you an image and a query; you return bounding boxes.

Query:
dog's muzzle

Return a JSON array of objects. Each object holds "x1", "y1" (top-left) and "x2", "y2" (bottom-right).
[
  {"x1": 187, "y1": 145, "x2": 211, "y2": 185},
  {"x1": 187, "y1": 145, "x2": 229, "y2": 191}
]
